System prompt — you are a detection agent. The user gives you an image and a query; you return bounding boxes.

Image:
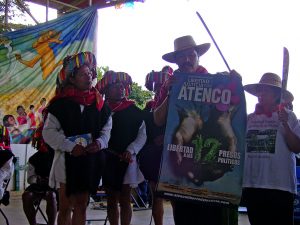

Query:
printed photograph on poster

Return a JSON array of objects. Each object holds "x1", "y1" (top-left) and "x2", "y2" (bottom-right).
[{"x1": 157, "y1": 71, "x2": 247, "y2": 206}]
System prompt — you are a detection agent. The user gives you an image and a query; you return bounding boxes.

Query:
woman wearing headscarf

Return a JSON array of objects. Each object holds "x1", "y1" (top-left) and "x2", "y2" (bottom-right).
[
  {"x1": 42, "y1": 52, "x2": 112, "y2": 225},
  {"x1": 242, "y1": 72, "x2": 300, "y2": 225},
  {"x1": 97, "y1": 71, "x2": 146, "y2": 225},
  {"x1": 139, "y1": 66, "x2": 173, "y2": 225}
]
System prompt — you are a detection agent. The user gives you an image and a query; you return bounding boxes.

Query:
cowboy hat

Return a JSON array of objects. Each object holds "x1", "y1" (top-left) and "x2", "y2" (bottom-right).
[
  {"x1": 244, "y1": 72, "x2": 294, "y2": 103},
  {"x1": 162, "y1": 35, "x2": 211, "y2": 63}
]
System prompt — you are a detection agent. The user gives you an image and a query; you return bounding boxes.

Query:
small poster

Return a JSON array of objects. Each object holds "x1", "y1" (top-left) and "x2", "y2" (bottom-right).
[
  {"x1": 67, "y1": 133, "x2": 92, "y2": 147},
  {"x1": 157, "y1": 72, "x2": 247, "y2": 207}
]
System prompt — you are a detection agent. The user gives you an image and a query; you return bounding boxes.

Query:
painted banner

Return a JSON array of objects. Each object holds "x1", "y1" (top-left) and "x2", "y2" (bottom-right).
[
  {"x1": 157, "y1": 72, "x2": 247, "y2": 207},
  {"x1": 0, "y1": 6, "x2": 98, "y2": 116},
  {"x1": 0, "y1": 6, "x2": 98, "y2": 143}
]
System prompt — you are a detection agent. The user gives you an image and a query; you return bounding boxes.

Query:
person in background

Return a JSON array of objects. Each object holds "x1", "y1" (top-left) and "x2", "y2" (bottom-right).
[
  {"x1": 138, "y1": 66, "x2": 173, "y2": 225},
  {"x1": 153, "y1": 35, "x2": 241, "y2": 225},
  {"x1": 37, "y1": 98, "x2": 47, "y2": 125},
  {"x1": 22, "y1": 148, "x2": 57, "y2": 225},
  {"x1": 16, "y1": 105, "x2": 30, "y2": 128},
  {"x1": 3, "y1": 114, "x2": 21, "y2": 136},
  {"x1": 28, "y1": 105, "x2": 37, "y2": 128},
  {"x1": 0, "y1": 118, "x2": 14, "y2": 205},
  {"x1": 0, "y1": 149, "x2": 14, "y2": 205},
  {"x1": 43, "y1": 52, "x2": 112, "y2": 225},
  {"x1": 0, "y1": 124, "x2": 11, "y2": 151},
  {"x1": 97, "y1": 70, "x2": 146, "y2": 225},
  {"x1": 242, "y1": 72, "x2": 300, "y2": 225}
]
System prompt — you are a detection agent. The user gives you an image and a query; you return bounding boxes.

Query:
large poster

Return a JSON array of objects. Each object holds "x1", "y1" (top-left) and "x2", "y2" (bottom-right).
[
  {"x1": 0, "y1": 6, "x2": 98, "y2": 117},
  {"x1": 157, "y1": 72, "x2": 247, "y2": 207}
]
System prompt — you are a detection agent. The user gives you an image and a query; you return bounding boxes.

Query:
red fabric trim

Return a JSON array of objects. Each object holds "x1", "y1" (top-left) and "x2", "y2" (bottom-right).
[
  {"x1": 51, "y1": 85, "x2": 104, "y2": 111},
  {"x1": 107, "y1": 98, "x2": 135, "y2": 112},
  {"x1": 254, "y1": 103, "x2": 279, "y2": 117}
]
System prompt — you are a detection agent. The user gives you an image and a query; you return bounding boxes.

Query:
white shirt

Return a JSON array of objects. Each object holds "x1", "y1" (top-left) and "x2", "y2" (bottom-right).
[
  {"x1": 243, "y1": 110, "x2": 300, "y2": 194},
  {"x1": 123, "y1": 121, "x2": 147, "y2": 187},
  {"x1": 0, "y1": 157, "x2": 14, "y2": 199}
]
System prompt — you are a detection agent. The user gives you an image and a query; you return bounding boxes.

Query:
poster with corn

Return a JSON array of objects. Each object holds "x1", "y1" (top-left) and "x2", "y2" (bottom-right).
[
  {"x1": 0, "y1": 6, "x2": 98, "y2": 143},
  {"x1": 157, "y1": 71, "x2": 247, "y2": 207}
]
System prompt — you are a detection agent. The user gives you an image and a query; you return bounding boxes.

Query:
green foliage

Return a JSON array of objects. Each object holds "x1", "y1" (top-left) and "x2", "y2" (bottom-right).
[
  {"x1": 96, "y1": 66, "x2": 109, "y2": 81},
  {"x1": 0, "y1": 0, "x2": 30, "y2": 32},
  {"x1": 128, "y1": 82, "x2": 153, "y2": 109}
]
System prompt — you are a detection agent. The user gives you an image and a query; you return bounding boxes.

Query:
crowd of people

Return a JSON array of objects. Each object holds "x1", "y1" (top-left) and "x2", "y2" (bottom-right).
[
  {"x1": 1, "y1": 34, "x2": 300, "y2": 225},
  {"x1": 1, "y1": 98, "x2": 47, "y2": 144}
]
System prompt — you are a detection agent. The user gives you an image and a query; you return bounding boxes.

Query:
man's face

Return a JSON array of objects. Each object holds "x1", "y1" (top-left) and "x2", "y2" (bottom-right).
[
  {"x1": 175, "y1": 49, "x2": 199, "y2": 73},
  {"x1": 105, "y1": 82, "x2": 125, "y2": 101},
  {"x1": 70, "y1": 65, "x2": 93, "y2": 91}
]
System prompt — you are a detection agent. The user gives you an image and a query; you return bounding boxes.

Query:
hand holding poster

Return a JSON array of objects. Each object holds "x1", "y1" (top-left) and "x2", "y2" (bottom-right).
[{"x1": 157, "y1": 72, "x2": 247, "y2": 207}]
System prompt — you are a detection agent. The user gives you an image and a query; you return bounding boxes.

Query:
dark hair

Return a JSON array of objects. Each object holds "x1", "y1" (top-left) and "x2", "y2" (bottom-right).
[
  {"x1": 3, "y1": 114, "x2": 14, "y2": 127},
  {"x1": 29, "y1": 105, "x2": 34, "y2": 110},
  {"x1": 40, "y1": 98, "x2": 46, "y2": 104},
  {"x1": 17, "y1": 105, "x2": 24, "y2": 111}
]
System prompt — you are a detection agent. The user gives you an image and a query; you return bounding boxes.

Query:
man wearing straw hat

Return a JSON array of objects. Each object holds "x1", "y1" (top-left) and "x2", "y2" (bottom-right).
[
  {"x1": 154, "y1": 35, "x2": 241, "y2": 225},
  {"x1": 242, "y1": 72, "x2": 300, "y2": 225}
]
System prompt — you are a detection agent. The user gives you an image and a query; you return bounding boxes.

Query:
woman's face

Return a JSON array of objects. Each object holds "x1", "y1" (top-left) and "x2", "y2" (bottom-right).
[
  {"x1": 8, "y1": 116, "x2": 16, "y2": 126},
  {"x1": 70, "y1": 65, "x2": 93, "y2": 91},
  {"x1": 17, "y1": 107, "x2": 25, "y2": 116},
  {"x1": 106, "y1": 82, "x2": 125, "y2": 101},
  {"x1": 257, "y1": 86, "x2": 279, "y2": 106}
]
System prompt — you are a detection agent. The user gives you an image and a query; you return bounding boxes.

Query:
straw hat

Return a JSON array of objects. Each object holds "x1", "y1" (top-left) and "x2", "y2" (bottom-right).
[
  {"x1": 162, "y1": 35, "x2": 210, "y2": 63},
  {"x1": 244, "y1": 72, "x2": 294, "y2": 103}
]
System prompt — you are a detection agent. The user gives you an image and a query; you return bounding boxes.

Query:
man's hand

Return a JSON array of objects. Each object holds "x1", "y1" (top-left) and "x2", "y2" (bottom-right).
[
  {"x1": 71, "y1": 144, "x2": 86, "y2": 157},
  {"x1": 85, "y1": 141, "x2": 101, "y2": 154},
  {"x1": 278, "y1": 107, "x2": 289, "y2": 128},
  {"x1": 163, "y1": 75, "x2": 177, "y2": 91},
  {"x1": 121, "y1": 151, "x2": 132, "y2": 163},
  {"x1": 229, "y1": 69, "x2": 242, "y2": 81}
]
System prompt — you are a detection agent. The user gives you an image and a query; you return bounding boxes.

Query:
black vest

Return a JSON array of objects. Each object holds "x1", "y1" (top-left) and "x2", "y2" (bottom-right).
[
  {"x1": 47, "y1": 98, "x2": 111, "y2": 140},
  {"x1": 47, "y1": 98, "x2": 111, "y2": 195},
  {"x1": 109, "y1": 104, "x2": 143, "y2": 153}
]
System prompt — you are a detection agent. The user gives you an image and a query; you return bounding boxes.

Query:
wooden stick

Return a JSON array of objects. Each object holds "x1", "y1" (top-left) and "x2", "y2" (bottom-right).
[{"x1": 196, "y1": 11, "x2": 231, "y2": 72}]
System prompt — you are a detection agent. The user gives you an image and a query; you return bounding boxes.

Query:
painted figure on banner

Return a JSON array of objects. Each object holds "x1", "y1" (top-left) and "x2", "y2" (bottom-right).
[
  {"x1": 15, "y1": 29, "x2": 63, "y2": 80},
  {"x1": 0, "y1": 7, "x2": 98, "y2": 119},
  {"x1": 28, "y1": 105, "x2": 37, "y2": 128}
]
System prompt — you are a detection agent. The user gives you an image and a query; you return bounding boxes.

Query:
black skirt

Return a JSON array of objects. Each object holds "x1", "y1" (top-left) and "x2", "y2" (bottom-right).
[{"x1": 102, "y1": 151, "x2": 129, "y2": 191}]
